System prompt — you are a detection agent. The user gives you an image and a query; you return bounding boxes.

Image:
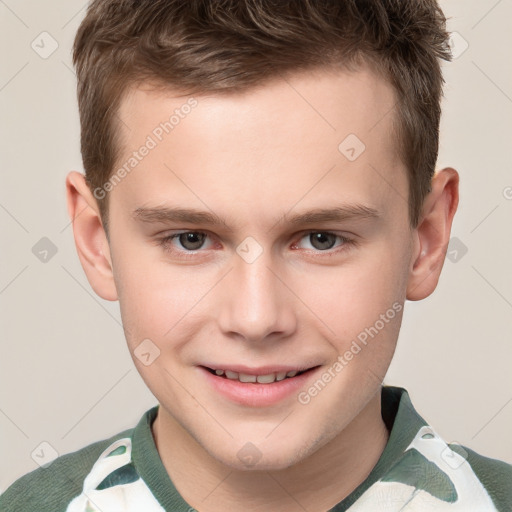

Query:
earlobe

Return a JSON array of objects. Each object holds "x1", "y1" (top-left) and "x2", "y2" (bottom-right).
[
  {"x1": 65, "y1": 171, "x2": 118, "y2": 301},
  {"x1": 406, "y1": 167, "x2": 459, "y2": 301}
]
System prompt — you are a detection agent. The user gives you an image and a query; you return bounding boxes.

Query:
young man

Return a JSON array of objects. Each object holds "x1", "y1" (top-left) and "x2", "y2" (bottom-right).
[{"x1": 1, "y1": 0, "x2": 511, "y2": 510}]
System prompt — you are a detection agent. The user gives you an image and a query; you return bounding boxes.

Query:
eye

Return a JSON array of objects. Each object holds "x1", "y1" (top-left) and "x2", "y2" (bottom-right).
[
  {"x1": 156, "y1": 230, "x2": 356, "y2": 260},
  {"x1": 293, "y1": 231, "x2": 354, "y2": 253},
  {"x1": 158, "y1": 231, "x2": 212, "y2": 252}
]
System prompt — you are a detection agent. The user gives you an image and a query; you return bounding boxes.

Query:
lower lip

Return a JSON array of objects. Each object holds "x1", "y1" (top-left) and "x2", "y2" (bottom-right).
[{"x1": 199, "y1": 366, "x2": 319, "y2": 407}]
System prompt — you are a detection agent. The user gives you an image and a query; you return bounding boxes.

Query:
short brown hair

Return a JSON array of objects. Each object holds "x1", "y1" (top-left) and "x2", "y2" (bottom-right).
[{"x1": 73, "y1": 0, "x2": 452, "y2": 231}]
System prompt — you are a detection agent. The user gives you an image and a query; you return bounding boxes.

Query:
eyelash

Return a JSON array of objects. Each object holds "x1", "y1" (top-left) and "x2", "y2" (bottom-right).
[{"x1": 156, "y1": 231, "x2": 357, "y2": 260}]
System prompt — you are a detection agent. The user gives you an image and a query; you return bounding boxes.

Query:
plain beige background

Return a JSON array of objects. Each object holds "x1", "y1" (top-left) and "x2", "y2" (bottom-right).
[{"x1": 1, "y1": 0, "x2": 511, "y2": 493}]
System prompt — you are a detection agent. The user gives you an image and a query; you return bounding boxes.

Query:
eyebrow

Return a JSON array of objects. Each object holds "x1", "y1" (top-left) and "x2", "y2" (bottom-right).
[
  {"x1": 133, "y1": 206, "x2": 230, "y2": 229},
  {"x1": 285, "y1": 204, "x2": 380, "y2": 225},
  {"x1": 132, "y1": 204, "x2": 380, "y2": 229}
]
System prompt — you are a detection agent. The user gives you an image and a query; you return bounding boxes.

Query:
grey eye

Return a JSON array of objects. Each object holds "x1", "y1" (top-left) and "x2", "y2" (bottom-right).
[
  {"x1": 179, "y1": 232, "x2": 207, "y2": 250},
  {"x1": 309, "y1": 232, "x2": 337, "y2": 250}
]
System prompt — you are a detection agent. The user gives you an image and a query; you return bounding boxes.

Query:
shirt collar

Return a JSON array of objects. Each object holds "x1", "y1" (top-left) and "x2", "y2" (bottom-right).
[{"x1": 132, "y1": 385, "x2": 427, "y2": 511}]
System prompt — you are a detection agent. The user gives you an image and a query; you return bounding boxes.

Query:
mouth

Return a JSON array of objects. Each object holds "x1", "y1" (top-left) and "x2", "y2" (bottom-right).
[
  {"x1": 199, "y1": 364, "x2": 321, "y2": 407},
  {"x1": 202, "y1": 366, "x2": 314, "y2": 384}
]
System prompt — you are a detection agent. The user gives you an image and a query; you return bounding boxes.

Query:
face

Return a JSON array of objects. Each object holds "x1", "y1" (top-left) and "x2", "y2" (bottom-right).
[{"x1": 107, "y1": 66, "x2": 414, "y2": 470}]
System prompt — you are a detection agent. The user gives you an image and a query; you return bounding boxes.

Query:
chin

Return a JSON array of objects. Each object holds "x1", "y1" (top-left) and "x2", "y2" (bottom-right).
[
  {"x1": 220, "y1": 451, "x2": 300, "y2": 472},
  {"x1": 205, "y1": 433, "x2": 321, "y2": 472}
]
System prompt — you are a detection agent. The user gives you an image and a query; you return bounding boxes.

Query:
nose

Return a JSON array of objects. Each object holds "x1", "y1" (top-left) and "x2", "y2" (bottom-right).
[{"x1": 216, "y1": 249, "x2": 297, "y2": 343}]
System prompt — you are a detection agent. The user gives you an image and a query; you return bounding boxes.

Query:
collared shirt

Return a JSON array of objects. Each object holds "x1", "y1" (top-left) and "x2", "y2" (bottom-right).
[{"x1": 1, "y1": 386, "x2": 511, "y2": 511}]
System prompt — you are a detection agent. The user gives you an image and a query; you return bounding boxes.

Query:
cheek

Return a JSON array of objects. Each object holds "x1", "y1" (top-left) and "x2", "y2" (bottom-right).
[
  {"x1": 291, "y1": 241, "x2": 408, "y2": 381},
  {"x1": 303, "y1": 247, "x2": 406, "y2": 330},
  {"x1": 113, "y1": 252, "x2": 215, "y2": 354}
]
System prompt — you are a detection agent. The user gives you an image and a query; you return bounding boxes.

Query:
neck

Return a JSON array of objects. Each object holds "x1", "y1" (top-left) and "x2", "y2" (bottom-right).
[{"x1": 152, "y1": 390, "x2": 389, "y2": 512}]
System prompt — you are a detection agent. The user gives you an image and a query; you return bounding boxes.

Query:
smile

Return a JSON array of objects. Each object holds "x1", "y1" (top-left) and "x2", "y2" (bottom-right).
[
  {"x1": 205, "y1": 367, "x2": 308, "y2": 384},
  {"x1": 199, "y1": 365, "x2": 321, "y2": 407}
]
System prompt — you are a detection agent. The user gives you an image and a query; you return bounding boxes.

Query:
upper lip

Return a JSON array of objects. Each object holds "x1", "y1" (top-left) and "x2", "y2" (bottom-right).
[{"x1": 200, "y1": 364, "x2": 319, "y2": 376}]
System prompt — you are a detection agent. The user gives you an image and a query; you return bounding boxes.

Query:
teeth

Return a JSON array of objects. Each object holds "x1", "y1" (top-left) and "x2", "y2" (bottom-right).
[
  {"x1": 239, "y1": 373, "x2": 257, "y2": 383},
  {"x1": 257, "y1": 373, "x2": 277, "y2": 384},
  {"x1": 212, "y1": 368, "x2": 303, "y2": 383}
]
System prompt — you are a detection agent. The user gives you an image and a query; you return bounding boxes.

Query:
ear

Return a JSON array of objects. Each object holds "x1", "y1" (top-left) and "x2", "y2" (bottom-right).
[
  {"x1": 406, "y1": 167, "x2": 459, "y2": 301},
  {"x1": 65, "y1": 171, "x2": 118, "y2": 301}
]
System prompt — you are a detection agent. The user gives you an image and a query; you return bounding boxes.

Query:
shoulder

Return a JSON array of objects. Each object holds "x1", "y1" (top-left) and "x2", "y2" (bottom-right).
[
  {"x1": 0, "y1": 428, "x2": 133, "y2": 512},
  {"x1": 454, "y1": 443, "x2": 512, "y2": 510},
  {"x1": 373, "y1": 387, "x2": 512, "y2": 511}
]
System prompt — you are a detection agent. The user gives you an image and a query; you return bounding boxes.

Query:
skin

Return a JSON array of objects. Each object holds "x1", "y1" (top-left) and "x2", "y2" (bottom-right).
[{"x1": 66, "y1": 65, "x2": 459, "y2": 511}]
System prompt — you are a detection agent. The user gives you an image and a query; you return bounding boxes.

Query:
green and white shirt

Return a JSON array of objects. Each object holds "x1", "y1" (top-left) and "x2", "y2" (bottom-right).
[{"x1": 1, "y1": 386, "x2": 511, "y2": 511}]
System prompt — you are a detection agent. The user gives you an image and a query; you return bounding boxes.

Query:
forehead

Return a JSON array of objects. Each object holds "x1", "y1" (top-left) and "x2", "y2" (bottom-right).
[{"x1": 112, "y1": 66, "x2": 406, "y2": 227}]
